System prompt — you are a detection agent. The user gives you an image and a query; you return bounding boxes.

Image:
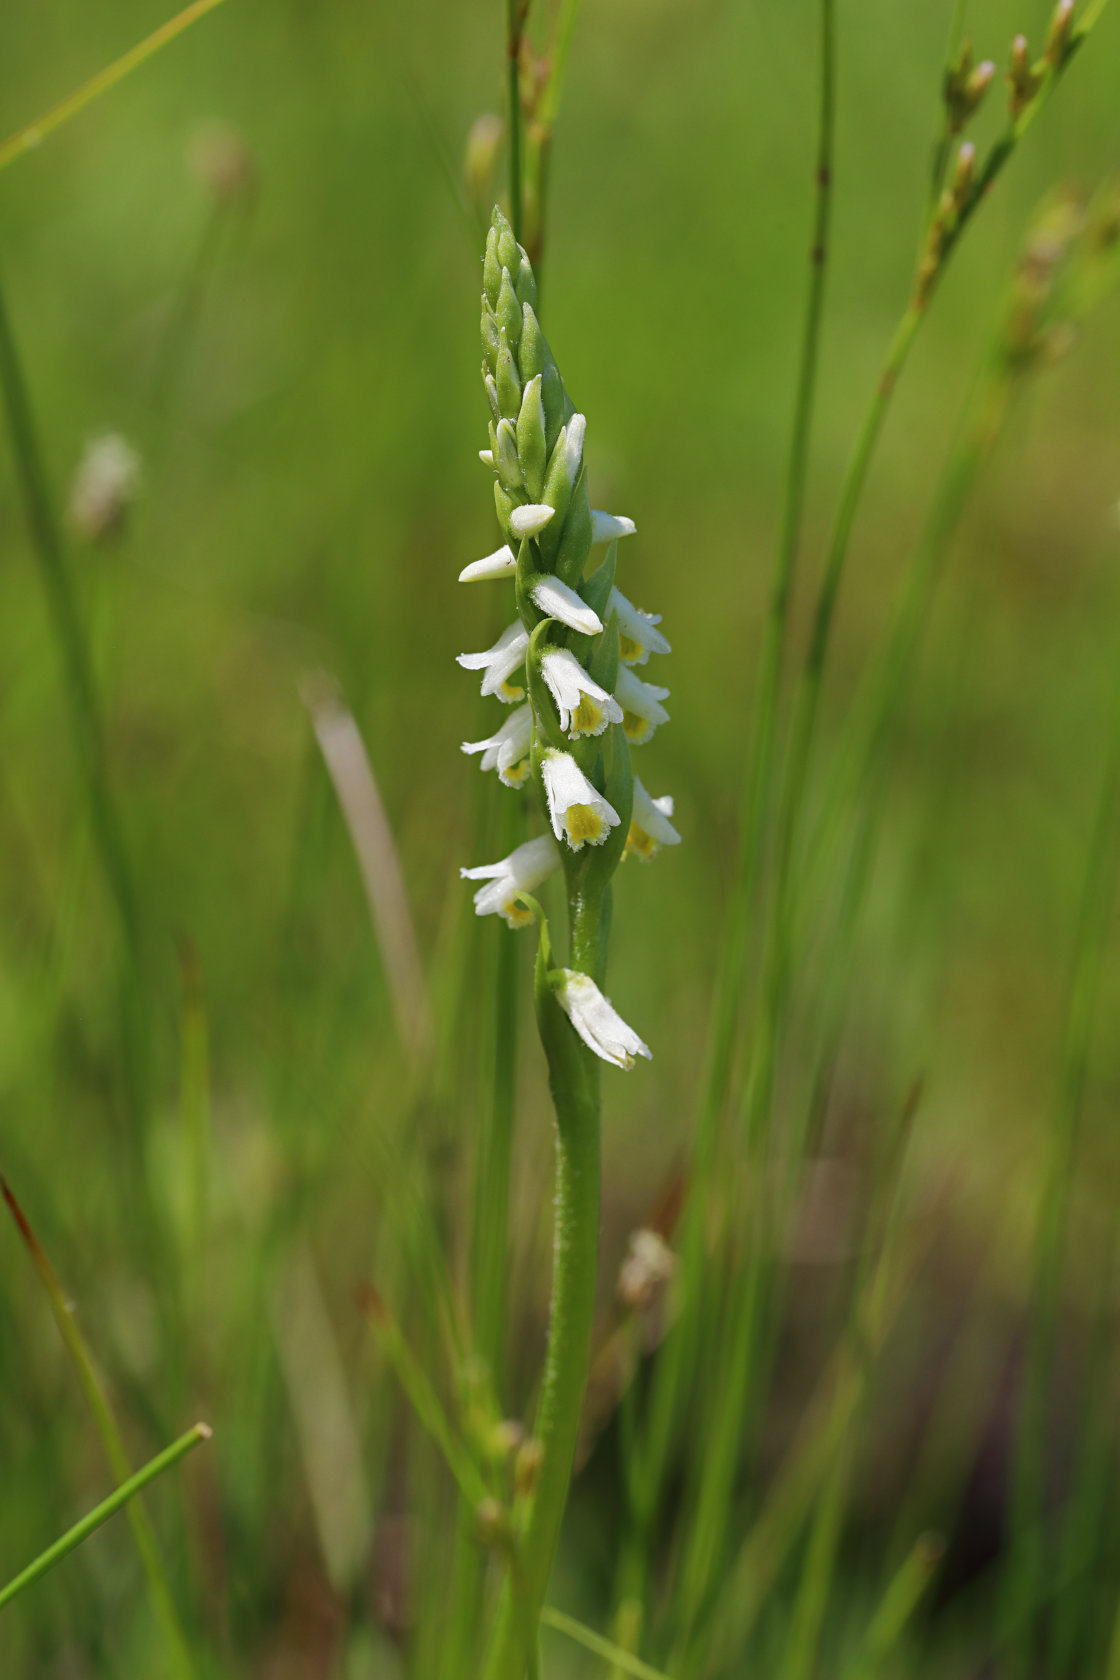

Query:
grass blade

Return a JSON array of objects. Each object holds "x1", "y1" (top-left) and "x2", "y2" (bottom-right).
[
  {"x1": 541, "y1": 1606, "x2": 677, "y2": 1680},
  {"x1": 2, "y1": 1176, "x2": 196, "y2": 1677},
  {"x1": 0, "y1": 1424, "x2": 212, "y2": 1614},
  {"x1": 0, "y1": 0, "x2": 228, "y2": 174}
]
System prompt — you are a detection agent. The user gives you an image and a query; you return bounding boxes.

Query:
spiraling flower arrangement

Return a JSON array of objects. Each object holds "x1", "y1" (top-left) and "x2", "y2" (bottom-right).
[
  {"x1": 458, "y1": 204, "x2": 679, "y2": 1067},
  {"x1": 455, "y1": 206, "x2": 680, "y2": 1676}
]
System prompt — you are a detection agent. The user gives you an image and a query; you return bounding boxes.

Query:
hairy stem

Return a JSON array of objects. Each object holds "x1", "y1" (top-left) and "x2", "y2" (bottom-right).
[{"x1": 482, "y1": 893, "x2": 602, "y2": 1678}]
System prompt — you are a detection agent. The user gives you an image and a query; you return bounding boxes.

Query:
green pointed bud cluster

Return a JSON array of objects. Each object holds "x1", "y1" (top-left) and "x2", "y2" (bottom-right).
[
  {"x1": 1007, "y1": 34, "x2": 1046, "y2": 119},
  {"x1": 944, "y1": 39, "x2": 997, "y2": 133},
  {"x1": 1044, "y1": 0, "x2": 1076, "y2": 68},
  {"x1": 479, "y1": 207, "x2": 588, "y2": 571},
  {"x1": 457, "y1": 207, "x2": 680, "y2": 1058},
  {"x1": 916, "y1": 142, "x2": 980, "y2": 305},
  {"x1": 1000, "y1": 181, "x2": 1120, "y2": 374}
]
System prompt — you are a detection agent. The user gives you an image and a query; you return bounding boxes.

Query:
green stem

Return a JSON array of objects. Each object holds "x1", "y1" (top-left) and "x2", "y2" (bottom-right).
[
  {"x1": 0, "y1": 1424, "x2": 211, "y2": 1613},
  {"x1": 1, "y1": 1178, "x2": 197, "y2": 1677},
  {"x1": 1000, "y1": 636, "x2": 1120, "y2": 1667},
  {"x1": 482, "y1": 892, "x2": 603, "y2": 1680},
  {"x1": 619, "y1": 0, "x2": 836, "y2": 1614},
  {"x1": 695, "y1": 0, "x2": 837, "y2": 1172},
  {"x1": 507, "y1": 0, "x2": 526, "y2": 242},
  {"x1": 0, "y1": 269, "x2": 140, "y2": 967}
]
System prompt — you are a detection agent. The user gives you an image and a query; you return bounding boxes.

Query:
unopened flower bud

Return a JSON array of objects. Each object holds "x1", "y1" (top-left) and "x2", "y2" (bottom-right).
[
  {"x1": 465, "y1": 113, "x2": 503, "y2": 212},
  {"x1": 495, "y1": 344, "x2": 521, "y2": 419},
  {"x1": 516, "y1": 374, "x2": 548, "y2": 499},
  {"x1": 514, "y1": 1438, "x2": 544, "y2": 1499},
  {"x1": 489, "y1": 1419, "x2": 527, "y2": 1460},
  {"x1": 188, "y1": 120, "x2": 255, "y2": 204},
  {"x1": 481, "y1": 307, "x2": 502, "y2": 373},
  {"x1": 483, "y1": 225, "x2": 502, "y2": 309},
  {"x1": 68, "y1": 433, "x2": 142, "y2": 541},
  {"x1": 495, "y1": 213, "x2": 519, "y2": 273},
  {"x1": 952, "y1": 141, "x2": 977, "y2": 205},
  {"x1": 514, "y1": 253, "x2": 537, "y2": 315},
  {"x1": 1008, "y1": 35, "x2": 1044, "y2": 119},
  {"x1": 496, "y1": 268, "x2": 522, "y2": 348},
  {"x1": 1044, "y1": 0, "x2": 1076, "y2": 66},
  {"x1": 495, "y1": 418, "x2": 522, "y2": 491},
  {"x1": 475, "y1": 1497, "x2": 509, "y2": 1548},
  {"x1": 965, "y1": 60, "x2": 997, "y2": 113},
  {"x1": 617, "y1": 1229, "x2": 677, "y2": 1313}
]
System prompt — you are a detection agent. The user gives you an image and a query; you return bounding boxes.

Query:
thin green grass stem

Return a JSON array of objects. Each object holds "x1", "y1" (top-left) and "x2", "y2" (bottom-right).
[
  {"x1": 778, "y1": 1445, "x2": 851, "y2": 1680},
  {"x1": 1000, "y1": 638, "x2": 1120, "y2": 1669},
  {"x1": 616, "y1": 0, "x2": 836, "y2": 1629},
  {"x1": 845, "y1": 1532, "x2": 945, "y2": 1680},
  {"x1": 0, "y1": 271, "x2": 140, "y2": 969},
  {"x1": 542, "y1": 1606, "x2": 677, "y2": 1680},
  {"x1": 506, "y1": 0, "x2": 526, "y2": 242},
  {"x1": 148, "y1": 200, "x2": 229, "y2": 420},
  {"x1": 0, "y1": 0, "x2": 227, "y2": 174},
  {"x1": 0, "y1": 1424, "x2": 211, "y2": 1615},
  {"x1": 1, "y1": 1178, "x2": 197, "y2": 1678}
]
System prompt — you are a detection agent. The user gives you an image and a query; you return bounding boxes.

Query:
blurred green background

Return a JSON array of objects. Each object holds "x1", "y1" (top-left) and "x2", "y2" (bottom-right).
[{"x1": 1, "y1": 0, "x2": 1120, "y2": 1674}]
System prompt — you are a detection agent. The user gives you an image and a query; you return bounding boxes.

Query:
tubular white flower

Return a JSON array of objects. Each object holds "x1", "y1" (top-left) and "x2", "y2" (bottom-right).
[
  {"x1": 457, "y1": 621, "x2": 530, "y2": 702},
  {"x1": 531, "y1": 576, "x2": 604, "y2": 635},
  {"x1": 541, "y1": 649, "x2": 623, "y2": 739},
  {"x1": 609, "y1": 586, "x2": 671, "y2": 666},
  {"x1": 459, "y1": 543, "x2": 516, "y2": 583},
  {"x1": 553, "y1": 970, "x2": 651, "y2": 1069},
  {"x1": 461, "y1": 834, "x2": 561, "y2": 928},
  {"x1": 591, "y1": 510, "x2": 637, "y2": 544},
  {"x1": 540, "y1": 749, "x2": 620, "y2": 850},
  {"x1": 615, "y1": 666, "x2": 671, "y2": 745},
  {"x1": 461, "y1": 703, "x2": 533, "y2": 787},
  {"x1": 625, "y1": 778, "x2": 681, "y2": 861},
  {"x1": 510, "y1": 502, "x2": 555, "y2": 539},
  {"x1": 479, "y1": 448, "x2": 494, "y2": 466}
]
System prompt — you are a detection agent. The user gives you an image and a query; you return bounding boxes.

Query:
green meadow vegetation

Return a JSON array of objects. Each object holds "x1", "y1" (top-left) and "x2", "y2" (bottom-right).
[{"x1": 2, "y1": 0, "x2": 1120, "y2": 1675}]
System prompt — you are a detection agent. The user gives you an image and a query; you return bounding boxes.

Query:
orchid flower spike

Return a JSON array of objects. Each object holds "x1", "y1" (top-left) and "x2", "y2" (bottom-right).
[
  {"x1": 553, "y1": 970, "x2": 651, "y2": 1069},
  {"x1": 461, "y1": 835, "x2": 561, "y2": 927}
]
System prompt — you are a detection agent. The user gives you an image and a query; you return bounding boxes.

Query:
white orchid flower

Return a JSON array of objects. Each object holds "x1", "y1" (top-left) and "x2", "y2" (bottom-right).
[
  {"x1": 510, "y1": 502, "x2": 555, "y2": 539},
  {"x1": 459, "y1": 543, "x2": 516, "y2": 583},
  {"x1": 530, "y1": 576, "x2": 604, "y2": 635},
  {"x1": 540, "y1": 749, "x2": 620, "y2": 850},
  {"x1": 461, "y1": 703, "x2": 533, "y2": 787},
  {"x1": 615, "y1": 666, "x2": 671, "y2": 745},
  {"x1": 553, "y1": 970, "x2": 651, "y2": 1069},
  {"x1": 608, "y1": 587, "x2": 671, "y2": 666},
  {"x1": 590, "y1": 511, "x2": 637, "y2": 544},
  {"x1": 457, "y1": 621, "x2": 529, "y2": 703},
  {"x1": 624, "y1": 778, "x2": 681, "y2": 861},
  {"x1": 461, "y1": 835, "x2": 561, "y2": 928},
  {"x1": 541, "y1": 649, "x2": 623, "y2": 739}
]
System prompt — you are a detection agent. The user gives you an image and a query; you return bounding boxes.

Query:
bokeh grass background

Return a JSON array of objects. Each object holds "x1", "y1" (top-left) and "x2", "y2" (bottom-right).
[{"x1": 2, "y1": 0, "x2": 1120, "y2": 1675}]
